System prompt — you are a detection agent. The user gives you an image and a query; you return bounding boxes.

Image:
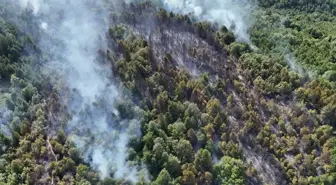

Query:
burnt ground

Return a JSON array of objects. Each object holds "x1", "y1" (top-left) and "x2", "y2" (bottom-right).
[{"x1": 108, "y1": 4, "x2": 291, "y2": 184}]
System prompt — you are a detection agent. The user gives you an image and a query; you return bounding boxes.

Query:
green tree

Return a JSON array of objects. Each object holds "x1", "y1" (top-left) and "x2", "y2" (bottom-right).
[
  {"x1": 206, "y1": 98, "x2": 221, "y2": 117},
  {"x1": 168, "y1": 121, "x2": 186, "y2": 139},
  {"x1": 213, "y1": 156, "x2": 245, "y2": 185},
  {"x1": 152, "y1": 169, "x2": 173, "y2": 185},
  {"x1": 194, "y1": 149, "x2": 212, "y2": 172},
  {"x1": 174, "y1": 139, "x2": 194, "y2": 163},
  {"x1": 164, "y1": 155, "x2": 181, "y2": 177},
  {"x1": 180, "y1": 164, "x2": 197, "y2": 185},
  {"x1": 187, "y1": 129, "x2": 198, "y2": 146}
]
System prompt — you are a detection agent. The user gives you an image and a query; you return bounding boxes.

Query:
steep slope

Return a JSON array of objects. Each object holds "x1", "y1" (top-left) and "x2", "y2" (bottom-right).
[
  {"x1": 0, "y1": 1, "x2": 335, "y2": 185},
  {"x1": 105, "y1": 2, "x2": 336, "y2": 184}
]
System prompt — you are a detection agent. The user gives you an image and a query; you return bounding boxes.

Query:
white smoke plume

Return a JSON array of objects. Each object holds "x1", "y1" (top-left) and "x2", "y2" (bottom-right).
[
  {"x1": 157, "y1": 0, "x2": 255, "y2": 42},
  {"x1": 285, "y1": 54, "x2": 314, "y2": 78},
  {"x1": 16, "y1": 0, "x2": 253, "y2": 182},
  {"x1": 285, "y1": 54, "x2": 304, "y2": 75},
  {"x1": 0, "y1": 83, "x2": 11, "y2": 137},
  {"x1": 0, "y1": 107, "x2": 12, "y2": 137},
  {"x1": 19, "y1": 0, "x2": 41, "y2": 14},
  {"x1": 18, "y1": 0, "x2": 144, "y2": 182}
]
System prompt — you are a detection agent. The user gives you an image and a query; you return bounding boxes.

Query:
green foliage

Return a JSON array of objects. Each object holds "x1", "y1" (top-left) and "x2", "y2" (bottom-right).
[
  {"x1": 174, "y1": 139, "x2": 194, "y2": 163},
  {"x1": 257, "y1": 0, "x2": 336, "y2": 14},
  {"x1": 229, "y1": 42, "x2": 250, "y2": 57},
  {"x1": 213, "y1": 156, "x2": 245, "y2": 185},
  {"x1": 1, "y1": 1, "x2": 336, "y2": 185},
  {"x1": 250, "y1": 7, "x2": 336, "y2": 78},
  {"x1": 194, "y1": 149, "x2": 212, "y2": 172},
  {"x1": 152, "y1": 169, "x2": 173, "y2": 185},
  {"x1": 164, "y1": 155, "x2": 181, "y2": 178}
]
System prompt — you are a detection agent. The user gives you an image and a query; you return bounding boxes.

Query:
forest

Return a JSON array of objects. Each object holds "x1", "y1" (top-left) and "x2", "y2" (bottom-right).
[{"x1": 0, "y1": 0, "x2": 335, "y2": 185}]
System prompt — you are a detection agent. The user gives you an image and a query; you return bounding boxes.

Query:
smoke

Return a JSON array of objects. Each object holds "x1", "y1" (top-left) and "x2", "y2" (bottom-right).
[
  {"x1": 18, "y1": 0, "x2": 144, "y2": 182},
  {"x1": 285, "y1": 54, "x2": 314, "y2": 78},
  {"x1": 0, "y1": 107, "x2": 12, "y2": 137},
  {"x1": 285, "y1": 54, "x2": 304, "y2": 75},
  {"x1": 157, "y1": 0, "x2": 255, "y2": 42},
  {"x1": 125, "y1": 0, "x2": 254, "y2": 41},
  {"x1": 19, "y1": 0, "x2": 41, "y2": 14},
  {"x1": 0, "y1": 83, "x2": 11, "y2": 137}
]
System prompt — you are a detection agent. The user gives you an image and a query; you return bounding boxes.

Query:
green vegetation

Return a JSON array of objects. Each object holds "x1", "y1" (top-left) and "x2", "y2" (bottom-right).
[
  {"x1": 0, "y1": 1, "x2": 335, "y2": 185},
  {"x1": 250, "y1": 0, "x2": 336, "y2": 85},
  {"x1": 0, "y1": 5, "x2": 100, "y2": 185}
]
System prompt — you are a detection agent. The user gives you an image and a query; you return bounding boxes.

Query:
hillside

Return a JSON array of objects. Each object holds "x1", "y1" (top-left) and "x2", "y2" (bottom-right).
[{"x1": 0, "y1": 1, "x2": 335, "y2": 185}]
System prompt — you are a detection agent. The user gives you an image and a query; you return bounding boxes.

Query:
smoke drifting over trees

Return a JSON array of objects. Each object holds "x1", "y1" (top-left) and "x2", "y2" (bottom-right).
[
  {"x1": 18, "y1": 0, "x2": 145, "y2": 182},
  {"x1": 1, "y1": 0, "x2": 335, "y2": 185},
  {"x1": 158, "y1": 0, "x2": 254, "y2": 41}
]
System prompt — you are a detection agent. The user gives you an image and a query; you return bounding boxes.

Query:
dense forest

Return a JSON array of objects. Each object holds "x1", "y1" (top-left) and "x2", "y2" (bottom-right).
[{"x1": 0, "y1": 0, "x2": 335, "y2": 185}]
